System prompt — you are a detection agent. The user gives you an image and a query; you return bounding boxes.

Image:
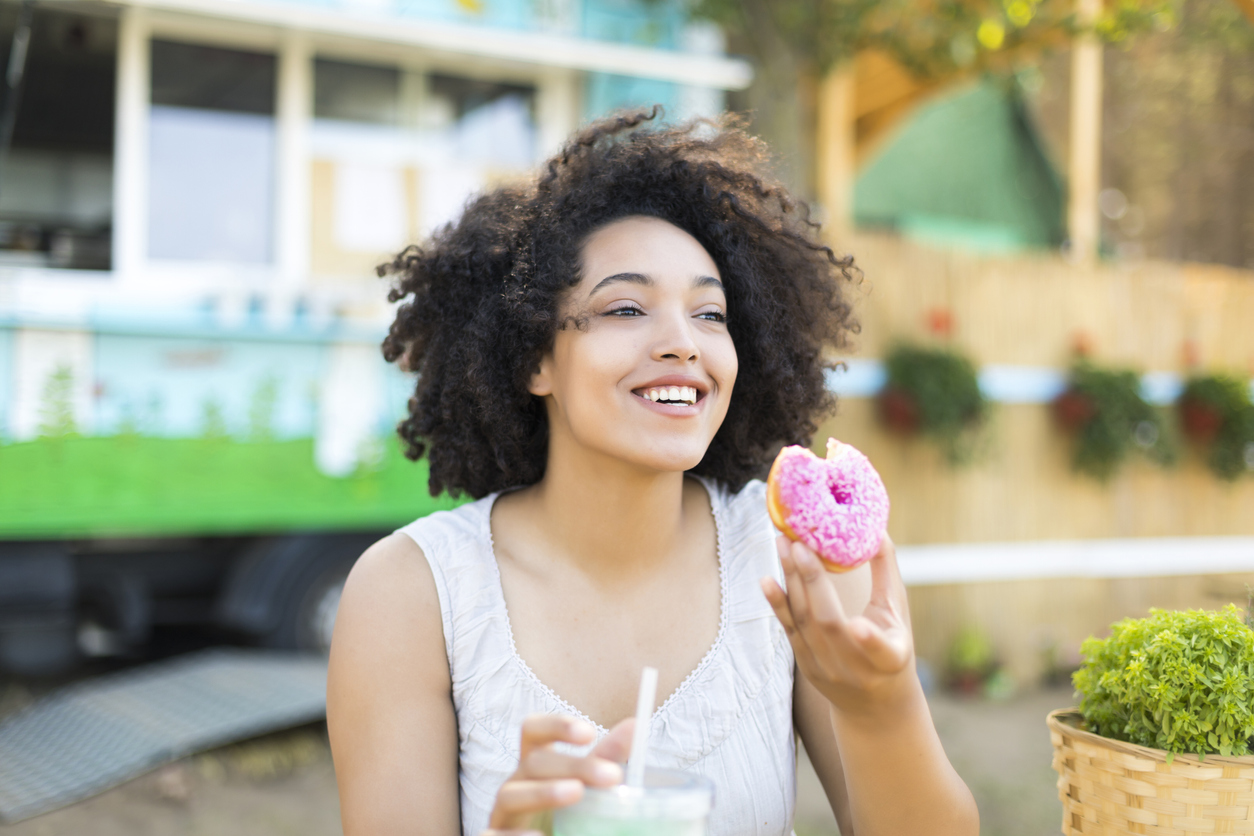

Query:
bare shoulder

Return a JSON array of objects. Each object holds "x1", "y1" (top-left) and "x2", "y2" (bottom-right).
[
  {"x1": 340, "y1": 532, "x2": 440, "y2": 622},
  {"x1": 330, "y1": 531, "x2": 448, "y2": 688},
  {"x1": 328, "y1": 532, "x2": 460, "y2": 835}
]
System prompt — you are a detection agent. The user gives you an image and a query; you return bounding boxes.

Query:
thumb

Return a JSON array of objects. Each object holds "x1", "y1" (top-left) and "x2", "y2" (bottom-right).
[{"x1": 591, "y1": 718, "x2": 635, "y2": 763}]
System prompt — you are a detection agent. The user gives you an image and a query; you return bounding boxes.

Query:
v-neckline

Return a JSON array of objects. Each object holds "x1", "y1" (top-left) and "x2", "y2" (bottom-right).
[{"x1": 481, "y1": 476, "x2": 730, "y2": 735}]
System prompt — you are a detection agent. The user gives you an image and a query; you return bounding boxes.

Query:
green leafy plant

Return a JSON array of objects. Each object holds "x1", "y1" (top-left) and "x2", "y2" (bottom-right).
[
  {"x1": 1052, "y1": 361, "x2": 1175, "y2": 480},
  {"x1": 946, "y1": 624, "x2": 998, "y2": 695},
  {"x1": 1073, "y1": 606, "x2": 1254, "y2": 760},
  {"x1": 877, "y1": 344, "x2": 988, "y2": 464},
  {"x1": 1178, "y1": 374, "x2": 1254, "y2": 481}
]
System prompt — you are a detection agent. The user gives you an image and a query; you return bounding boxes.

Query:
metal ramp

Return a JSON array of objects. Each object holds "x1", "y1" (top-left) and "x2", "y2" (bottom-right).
[{"x1": 0, "y1": 648, "x2": 328, "y2": 823}]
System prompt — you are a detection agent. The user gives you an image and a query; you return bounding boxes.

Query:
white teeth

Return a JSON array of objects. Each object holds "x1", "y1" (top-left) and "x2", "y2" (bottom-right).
[{"x1": 642, "y1": 386, "x2": 699, "y2": 404}]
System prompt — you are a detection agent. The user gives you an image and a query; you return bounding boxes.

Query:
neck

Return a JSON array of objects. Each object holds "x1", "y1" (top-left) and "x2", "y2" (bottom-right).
[{"x1": 524, "y1": 439, "x2": 692, "y2": 580}]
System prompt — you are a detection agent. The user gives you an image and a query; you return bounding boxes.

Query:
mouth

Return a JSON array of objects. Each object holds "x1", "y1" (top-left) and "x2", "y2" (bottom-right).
[{"x1": 631, "y1": 384, "x2": 705, "y2": 407}]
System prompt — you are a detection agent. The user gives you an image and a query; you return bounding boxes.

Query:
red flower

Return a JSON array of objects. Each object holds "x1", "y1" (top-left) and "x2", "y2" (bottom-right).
[
  {"x1": 926, "y1": 307, "x2": 954, "y2": 337},
  {"x1": 1071, "y1": 332, "x2": 1094, "y2": 359},
  {"x1": 1182, "y1": 339, "x2": 1201, "y2": 370}
]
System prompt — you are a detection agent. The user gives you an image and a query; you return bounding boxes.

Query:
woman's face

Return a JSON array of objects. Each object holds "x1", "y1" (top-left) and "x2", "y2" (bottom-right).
[{"x1": 530, "y1": 215, "x2": 738, "y2": 475}]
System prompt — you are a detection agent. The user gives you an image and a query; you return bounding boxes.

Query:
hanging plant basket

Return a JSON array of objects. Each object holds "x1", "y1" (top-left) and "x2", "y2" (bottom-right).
[
  {"x1": 1052, "y1": 390, "x2": 1097, "y2": 433},
  {"x1": 877, "y1": 386, "x2": 922, "y2": 434},
  {"x1": 1179, "y1": 399, "x2": 1224, "y2": 444},
  {"x1": 1052, "y1": 361, "x2": 1175, "y2": 480},
  {"x1": 877, "y1": 344, "x2": 988, "y2": 464},
  {"x1": 1177, "y1": 374, "x2": 1254, "y2": 480}
]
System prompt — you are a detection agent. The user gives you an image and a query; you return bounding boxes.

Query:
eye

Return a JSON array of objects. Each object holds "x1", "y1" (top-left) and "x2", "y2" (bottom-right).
[
  {"x1": 604, "y1": 304, "x2": 644, "y2": 317},
  {"x1": 697, "y1": 309, "x2": 727, "y2": 323}
]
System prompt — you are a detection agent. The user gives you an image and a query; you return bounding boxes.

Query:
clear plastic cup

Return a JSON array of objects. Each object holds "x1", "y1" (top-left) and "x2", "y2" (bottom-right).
[{"x1": 552, "y1": 768, "x2": 714, "y2": 836}]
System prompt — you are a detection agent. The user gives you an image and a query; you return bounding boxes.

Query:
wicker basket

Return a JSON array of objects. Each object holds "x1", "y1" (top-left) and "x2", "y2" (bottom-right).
[{"x1": 1048, "y1": 708, "x2": 1254, "y2": 835}]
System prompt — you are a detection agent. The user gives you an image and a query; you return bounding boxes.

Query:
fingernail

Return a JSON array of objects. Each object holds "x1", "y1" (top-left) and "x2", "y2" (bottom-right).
[
  {"x1": 568, "y1": 720, "x2": 594, "y2": 739},
  {"x1": 555, "y1": 779, "x2": 583, "y2": 801},
  {"x1": 594, "y1": 761, "x2": 622, "y2": 784}
]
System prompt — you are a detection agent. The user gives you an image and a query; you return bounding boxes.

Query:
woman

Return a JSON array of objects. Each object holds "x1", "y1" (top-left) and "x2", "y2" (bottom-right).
[{"x1": 327, "y1": 108, "x2": 977, "y2": 836}]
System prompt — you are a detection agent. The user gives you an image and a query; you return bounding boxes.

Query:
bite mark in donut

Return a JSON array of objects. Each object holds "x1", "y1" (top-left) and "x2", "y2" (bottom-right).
[{"x1": 766, "y1": 438, "x2": 890, "y2": 573}]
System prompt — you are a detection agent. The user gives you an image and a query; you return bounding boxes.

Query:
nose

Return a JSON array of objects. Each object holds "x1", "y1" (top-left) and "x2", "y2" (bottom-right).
[{"x1": 651, "y1": 309, "x2": 699, "y2": 363}]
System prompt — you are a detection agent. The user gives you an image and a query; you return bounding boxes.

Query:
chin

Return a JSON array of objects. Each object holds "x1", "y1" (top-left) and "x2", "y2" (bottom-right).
[{"x1": 630, "y1": 445, "x2": 710, "y2": 475}]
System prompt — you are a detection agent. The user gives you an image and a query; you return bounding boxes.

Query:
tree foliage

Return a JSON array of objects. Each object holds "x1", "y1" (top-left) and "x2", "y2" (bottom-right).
[{"x1": 693, "y1": 0, "x2": 1176, "y2": 77}]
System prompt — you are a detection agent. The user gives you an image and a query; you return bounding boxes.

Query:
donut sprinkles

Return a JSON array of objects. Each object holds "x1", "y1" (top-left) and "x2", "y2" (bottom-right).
[{"x1": 767, "y1": 438, "x2": 890, "y2": 572}]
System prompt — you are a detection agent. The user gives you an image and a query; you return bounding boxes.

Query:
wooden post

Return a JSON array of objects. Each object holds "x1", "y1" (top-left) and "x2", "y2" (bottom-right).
[
  {"x1": 816, "y1": 64, "x2": 857, "y2": 237},
  {"x1": 1068, "y1": 0, "x2": 1103, "y2": 263}
]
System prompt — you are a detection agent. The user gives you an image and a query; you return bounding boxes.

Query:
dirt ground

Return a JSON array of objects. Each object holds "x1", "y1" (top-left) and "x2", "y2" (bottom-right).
[{"x1": 0, "y1": 681, "x2": 1073, "y2": 836}]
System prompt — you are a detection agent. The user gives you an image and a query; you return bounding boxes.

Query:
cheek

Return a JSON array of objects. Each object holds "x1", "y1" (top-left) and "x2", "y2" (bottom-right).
[
  {"x1": 713, "y1": 335, "x2": 738, "y2": 390},
  {"x1": 554, "y1": 330, "x2": 635, "y2": 402}
]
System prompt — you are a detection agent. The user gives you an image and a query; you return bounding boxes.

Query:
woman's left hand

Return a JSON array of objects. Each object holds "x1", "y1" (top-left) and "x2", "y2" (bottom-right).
[{"x1": 761, "y1": 533, "x2": 916, "y2": 718}]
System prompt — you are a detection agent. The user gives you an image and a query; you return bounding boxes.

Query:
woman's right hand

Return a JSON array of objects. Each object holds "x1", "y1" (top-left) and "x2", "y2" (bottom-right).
[{"x1": 484, "y1": 714, "x2": 634, "y2": 836}]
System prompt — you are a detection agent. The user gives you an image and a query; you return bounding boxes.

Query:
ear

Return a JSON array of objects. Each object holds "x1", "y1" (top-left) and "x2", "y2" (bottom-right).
[{"x1": 527, "y1": 354, "x2": 554, "y2": 397}]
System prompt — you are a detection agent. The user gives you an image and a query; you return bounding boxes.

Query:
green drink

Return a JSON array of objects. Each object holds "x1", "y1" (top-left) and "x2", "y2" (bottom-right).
[{"x1": 552, "y1": 769, "x2": 714, "y2": 836}]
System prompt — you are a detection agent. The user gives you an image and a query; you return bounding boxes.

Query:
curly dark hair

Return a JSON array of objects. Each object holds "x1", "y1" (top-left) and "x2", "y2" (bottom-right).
[{"x1": 381, "y1": 107, "x2": 859, "y2": 499}]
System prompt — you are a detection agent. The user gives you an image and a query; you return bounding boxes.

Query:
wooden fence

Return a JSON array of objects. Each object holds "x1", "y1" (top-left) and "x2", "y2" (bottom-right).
[{"x1": 810, "y1": 233, "x2": 1254, "y2": 686}]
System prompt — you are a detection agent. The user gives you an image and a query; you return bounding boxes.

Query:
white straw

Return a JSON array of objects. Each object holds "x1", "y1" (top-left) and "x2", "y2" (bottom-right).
[{"x1": 625, "y1": 666, "x2": 658, "y2": 788}]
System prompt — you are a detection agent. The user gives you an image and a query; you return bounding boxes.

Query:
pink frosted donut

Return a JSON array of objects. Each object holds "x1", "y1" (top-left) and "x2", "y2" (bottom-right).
[{"x1": 766, "y1": 438, "x2": 890, "y2": 572}]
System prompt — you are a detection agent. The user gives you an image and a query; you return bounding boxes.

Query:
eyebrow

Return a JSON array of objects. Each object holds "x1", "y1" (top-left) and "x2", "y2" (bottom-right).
[{"x1": 587, "y1": 272, "x2": 724, "y2": 297}]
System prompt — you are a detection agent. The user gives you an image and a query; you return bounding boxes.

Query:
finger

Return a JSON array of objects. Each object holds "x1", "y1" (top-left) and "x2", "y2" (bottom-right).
[
  {"x1": 518, "y1": 715, "x2": 596, "y2": 761},
  {"x1": 790, "y1": 540, "x2": 848, "y2": 628},
  {"x1": 762, "y1": 577, "x2": 834, "y2": 680},
  {"x1": 867, "y1": 535, "x2": 904, "y2": 605},
  {"x1": 866, "y1": 534, "x2": 914, "y2": 633},
  {"x1": 760, "y1": 577, "x2": 799, "y2": 635},
  {"x1": 591, "y1": 718, "x2": 635, "y2": 763},
  {"x1": 522, "y1": 748, "x2": 622, "y2": 787},
  {"x1": 780, "y1": 543, "x2": 812, "y2": 629},
  {"x1": 482, "y1": 831, "x2": 543, "y2": 836},
  {"x1": 490, "y1": 779, "x2": 583, "y2": 826}
]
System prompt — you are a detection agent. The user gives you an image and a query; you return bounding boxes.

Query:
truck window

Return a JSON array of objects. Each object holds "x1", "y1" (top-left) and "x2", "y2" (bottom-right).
[
  {"x1": 148, "y1": 39, "x2": 276, "y2": 264},
  {"x1": 0, "y1": 5, "x2": 115, "y2": 271},
  {"x1": 314, "y1": 58, "x2": 400, "y2": 126}
]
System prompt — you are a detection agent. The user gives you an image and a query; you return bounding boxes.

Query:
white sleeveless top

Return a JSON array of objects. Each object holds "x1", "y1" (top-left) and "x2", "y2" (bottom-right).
[{"x1": 397, "y1": 477, "x2": 797, "y2": 836}]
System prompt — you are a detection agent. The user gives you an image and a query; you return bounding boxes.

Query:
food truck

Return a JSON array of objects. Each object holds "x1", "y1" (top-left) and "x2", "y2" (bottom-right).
[{"x1": 0, "y1": 0, "x2": 750, "y2": 672}]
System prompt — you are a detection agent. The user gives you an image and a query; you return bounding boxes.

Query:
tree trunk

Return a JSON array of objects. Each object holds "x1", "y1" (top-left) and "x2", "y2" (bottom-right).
[{"x1": 724, "y1": 0, "x2": 818, "y2": 202}]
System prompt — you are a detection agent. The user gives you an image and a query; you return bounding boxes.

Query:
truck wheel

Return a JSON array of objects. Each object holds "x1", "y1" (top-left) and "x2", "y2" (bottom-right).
[
  {"x1": 260, "y1": 552, "x2": 359, "y2": 654},
  {"x1": 291, "y1": 564, "x2": 350, "y2": 654},
  {"x1": 216, "y1": 533, "x2": 378, "y2": 654}
]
